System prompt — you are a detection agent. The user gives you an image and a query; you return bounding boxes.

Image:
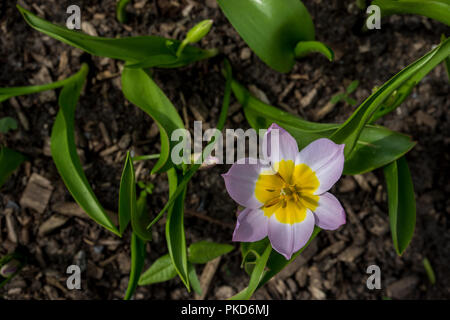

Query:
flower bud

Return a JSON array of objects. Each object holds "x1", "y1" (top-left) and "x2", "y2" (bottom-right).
[
  {"x1": 186, "y1": 20, "x2": 213, "y2": 44},
  {"x1": 0, "y1": 259, "x2": 20, "y2": 278}
]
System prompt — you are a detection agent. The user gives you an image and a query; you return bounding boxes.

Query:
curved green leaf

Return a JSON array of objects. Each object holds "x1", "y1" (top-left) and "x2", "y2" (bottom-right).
[
  {"x1": 331, "y1": 38, "x2": 450, "y2": 156},
  {"x1": 373, "y1": 0, "x2": 450, "y2": 26},
  {"x1": 121, "y1": 67, "x2": 184, "y2": 173},
  {"x1": 124, "y1": 232, "x2": 146, "y2": 300},
  {"x1": 231, "y1": 79, "x2": 416, "y2": 175},
  {"x1": 295, "y1": 41, "x2": 334, "y2": 61},
  {"x1": 51, "y1": 64, "x2": 119, "y2": 236},
  {"x1": 229, "y1": 244, "x2": 272, "y2": 300},
  {"x1": 116, "y1": 0, "x2": 131, "y2": 24},
  {"x1": 17, "y1": 5, "x2": 216, "y2": 68},
  {"x1": 138, "y1": 254, "x2": 177, "y2": 285},
  {"x1": 166, "y1": 168, "x2": 190, "y2": 291},
  {"x1": 0, "y1": 147, "x2": 26, "y2": 189},
  {"x1": 217, "y1": 0, "x2": 316, "y2": 72},
  {"x1": 188, "y1": 241, "x2": 234, "y2": 264},
  {"x1": 0, "y1": 69, "x2": 82, "y2": 103},
  {"x1": 383, "y1": 156, "x2": 416, "y2": 255}
]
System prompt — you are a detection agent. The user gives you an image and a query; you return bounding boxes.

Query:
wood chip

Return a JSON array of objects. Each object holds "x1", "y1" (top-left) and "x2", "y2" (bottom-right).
[
  {"x1": 38, "y1": 215, "x2": 69, "y2": 236},
  {"x1": 299, "y1": 88, "x2": 317, "y2": 108},
  {"x1": 314, "y1": 101, "x2": 335, "y2": 120},
  {"x1": 195, "y1": 256, "x2": 221, "y2": 300},
  {"x1": 5, "y1": 208, "x2": 18, "y2": 244},
  {"x1": 337, "y1": 245, "x2": 364, "y2": 263},
  {"x1": 20, "y1": 173, "x2": 54, "y2": 214}
]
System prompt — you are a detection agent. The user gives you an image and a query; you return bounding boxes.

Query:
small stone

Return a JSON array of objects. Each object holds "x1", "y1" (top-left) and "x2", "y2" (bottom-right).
[
  {"x1": 338, "y1": 176, "x2": 356, "y2": 193},
  {"x1": 215, "y1": 286, "x2": 235, "y2": 299},
  {"x1": 240, "y1": 47, "x2": 252, "y2": 60},
  {"x1": 118, "y1": 134, "x2": 132, "y2": 150},
  {"x1": 337, "y1": 246, "x2": 364, "y2": 263},
  {"x1": 387, "y1": 276, "x2": 419, "y2": 299},
  {"x1": 117, "y1": 252, "x2": 131, "y2": 274}
]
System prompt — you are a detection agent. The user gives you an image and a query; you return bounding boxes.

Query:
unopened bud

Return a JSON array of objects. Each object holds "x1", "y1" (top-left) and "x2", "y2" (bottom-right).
[
  {"x1": 186, "y1": 19, "x2": 213, "y2": 44},
  {"x1": 0, "y1": 259, "x2": 20, "y2": 278}
]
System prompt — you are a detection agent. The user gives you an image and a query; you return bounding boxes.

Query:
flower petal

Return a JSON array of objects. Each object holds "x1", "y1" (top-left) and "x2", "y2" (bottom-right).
[
  {"x1": 268, "y1": 210, "x2": 315, "y2": 260},
  {"x1": 263, "y1": 123, "x2": 299, "y2": 165},
  {"x1": 232, "y1": 208, "x2": 269, "y2": 242},
  {"x1": 296, "y1": 138, "x2": 344, "y2": 194},
  {"x1": 222, "y1": 158, "x2": 268, "y2": 209},
  {"x1": 313, "y1": 192, "x2": 346, "y2": 230}
]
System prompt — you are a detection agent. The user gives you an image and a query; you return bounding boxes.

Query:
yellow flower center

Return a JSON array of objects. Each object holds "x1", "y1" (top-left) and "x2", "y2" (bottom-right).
[{"x1": 254, "y1": 160, "x2": 320, "y2": 225}]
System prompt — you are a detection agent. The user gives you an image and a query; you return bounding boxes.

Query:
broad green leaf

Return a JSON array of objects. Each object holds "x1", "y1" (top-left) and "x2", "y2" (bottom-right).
[
  {"x1": 166, "y1": 168, "x2": 190, "y2": 291},
  {"x1": 383, "y1": 156, "x2": 416, "y2": 255},
  {"x1": 188, "y1": 262, "x2": 203, "y2": 295},
  {"x1": 217, "y1": 0, "x2": 316, "y2": 72},
  {"x1": 229, "y1": 244, "x2": 272, "y2": 300},
  {"x1": 119, "y1": 152, "x2": 153, "y2": 240},
  {"x1": 231, "y1": 79, "x2": 416, "y2": 175},
  {"x1": 146, "y1": 60, "x2": 233, "y2": 229},
  {"x1": 373, "y1": 0, "x2": 450, "y2": 26},
  {"x1": 331, "y1": 38, "x2": 450, "y2": 156},
  {"x1": 116, "y1": 0, "x2": 131, "y2": 24},
  {"x1": 188, "y1": 241, "x2": 234, "y2": 264},
  {"x1": 0, "y1": 69, "x2": 81, "y2": 103},
  {"x1": 51, "y1": 64, "x2": 120, "y2": 236},
  {"x1": 121, "y1": 67, "x2": 185, "y2": 173},
  {"x1": 343, "y1": 125, "x2": 415, "y2": 175},
  {"x1": 124, "y1": 232, "x2": 146, "y2": 300},
  {"x1": 17, "y1": 5, "x2": 216, "y2": 68},
  {"x1": 138, "y1": 254, "x2": 177, "y2": 285},
  {"x1": 0, "y1": 147, "x2": 25, "y2": 188},
  {"x1": 0, "y1": 117, "x2": 18, "y2": 133}
]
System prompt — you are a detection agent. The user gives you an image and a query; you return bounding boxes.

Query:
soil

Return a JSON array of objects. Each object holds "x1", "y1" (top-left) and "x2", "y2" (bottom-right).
[{"x1": 0, "y1": 0, "x2": 449, "y2": 300}]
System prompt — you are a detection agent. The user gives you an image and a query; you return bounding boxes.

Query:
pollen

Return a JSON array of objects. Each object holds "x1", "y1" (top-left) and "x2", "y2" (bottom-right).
[{"x1": 254, "y1": 160, "x2": 320, "y2": 224}]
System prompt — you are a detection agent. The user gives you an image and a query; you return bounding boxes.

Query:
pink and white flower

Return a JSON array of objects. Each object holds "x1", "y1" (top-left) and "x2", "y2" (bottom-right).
[{"x1": 222, "y1": 123, "x2": 346, "y2": 259}]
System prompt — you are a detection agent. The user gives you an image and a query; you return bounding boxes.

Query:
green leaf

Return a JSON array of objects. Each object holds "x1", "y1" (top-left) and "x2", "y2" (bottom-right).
[
  {"x1": 124, "y1": 232, "x2": 146, "y2": 300},
  {"x1": 0, "y1": 68, "x2": 82, "y2": 103},
  {"x1": 146, "y1": 59, "x2": 233, "y2": 229},
  {"x1": 423, "y1": 258, "x2": 436, "y2": 285},
  {"x1": 331, "y1": 37, "x2": 450, "y2": 156},
  {"x1": 383, "y1": 156, "x2": 416, "y2": 255},
  {"x1": 121, "y1": 67, "x2": 185, "y2": 173},
  {"x1": 0, "y1": 147, "x2": 25, "y2": 188},
  {"x1": 118, "y1": 151, "x2": 134, "y2": 235},
  {"x1": 294, "y1": 41, "x2": 334, "y2": 62},
  {"x1": 346, "y1": 80, "x2": 360, "y2": 94},
  {"x1": 343, "y1": 125, "x2": 415, "y2": 175},
  {"x1": 116, "y1": 0, "x2": 131, "y2": 24},
  {"x1": 231, "y1": 79, "x2": 415, "y2": 175},
  {"x1": 0, "y1": 117, "x2": 18, "y2": 134},
  {"x1": 373, "y1": 0, "x2": 450, "y2": 26},
  {"x1": 217, "y1": 0, "x2": 316, "y2": 72},
  {"x1": 442, "y1": 34, "x2": 450, "y2": 82},
  {"x1": 50, "y1": 64, "x2": 120, "y2": 236},
  {"x1": 138, "y1": 254, "x2": 177, "y2": 285},
  {"x1": 119, "y1": 152, "x2": 153, "y2": 240},
  {"x1": 188, "y1": 262, "x2": 203, "y2": 295},
  {"x1": 229, "y1": 244, "x2": 272, "y2": 300},
  {"x1": 166, "y1": 168, "x2": 190, "y2": 291},
  {"x1": 188, "y1": 241, "x2": 234, "y2": 264},
  {"x1": 17, "y1": 5, "x2": 216, "y2": 68}
]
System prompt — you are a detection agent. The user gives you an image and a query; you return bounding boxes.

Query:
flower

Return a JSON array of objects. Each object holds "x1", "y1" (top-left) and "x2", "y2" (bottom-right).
[{"x1": 222, "y1": 123, "x2": 346, "y2": 259}]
